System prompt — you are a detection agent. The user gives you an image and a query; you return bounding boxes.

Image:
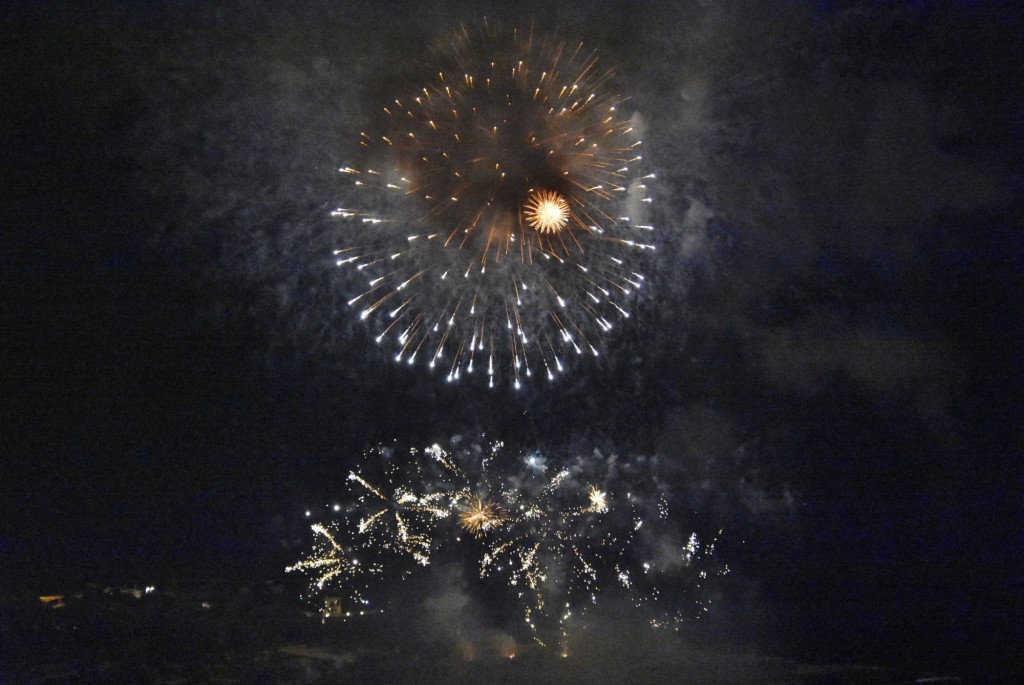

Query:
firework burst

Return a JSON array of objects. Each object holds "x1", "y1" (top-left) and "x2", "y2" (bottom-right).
[
  {"x1": 288, "y1": 439, "x2": 727, "y2": 649},
  {"x1": 332, "y1": 23, "x2": 656, "y2": 388},
  {"x1": 459, "y1": 496, "x2": 508, "y2": 537},
  {"x1": 585, "y1": 485, "x2": 609, "y2": 513},
  {"x1": 284, "y1": 523, "x2": 381, "y2": 610}
]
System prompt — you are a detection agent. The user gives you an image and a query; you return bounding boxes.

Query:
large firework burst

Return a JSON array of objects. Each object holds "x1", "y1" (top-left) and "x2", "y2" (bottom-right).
[
  {"x1": 332, "y1": 23, "x2": 656, "y2": 388},
  {"x1": 288, "y1": 439, "x2": 726, "y2": 649}
]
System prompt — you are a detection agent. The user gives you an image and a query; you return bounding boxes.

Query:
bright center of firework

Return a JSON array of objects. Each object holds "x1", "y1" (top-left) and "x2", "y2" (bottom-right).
[
  {"x1": 459, "y1": 497, "x2": 507, "y2": 538},
  {"x1": 587, "y1": 486, "x2": 609, "y2": 513},
  {"x1": 524, "y1": 189, "x2": 570, "y2": 234}
]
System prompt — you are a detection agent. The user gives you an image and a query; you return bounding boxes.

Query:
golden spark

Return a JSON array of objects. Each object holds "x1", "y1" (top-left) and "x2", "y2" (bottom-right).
[
  {"x1": 524, "y1": 189, "x2": 570, "y2": 234},
  {"x1": 459, "y1": 497, "x2": 508, "y2": 537},
  {"x1": 586, "y1": 486, "x2": 608, "y2": 513}
]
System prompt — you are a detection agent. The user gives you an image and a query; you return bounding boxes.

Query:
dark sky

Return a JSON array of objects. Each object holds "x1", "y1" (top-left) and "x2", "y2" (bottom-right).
[{"x1": 2, "y1": 0, "x2": 1022, "y2": 677}]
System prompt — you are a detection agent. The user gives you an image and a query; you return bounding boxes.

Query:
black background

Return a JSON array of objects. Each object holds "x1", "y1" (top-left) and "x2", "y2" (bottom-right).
[{"x1": 2, "y1": 0, "x2": 1022, "y2": 679}]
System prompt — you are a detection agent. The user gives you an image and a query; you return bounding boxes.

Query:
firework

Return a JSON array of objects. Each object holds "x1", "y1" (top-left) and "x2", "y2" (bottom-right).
[
  {"x1": 284, "y1": 523, "x2": 381, "y2": 610},
  {"x1": 459, "y1": 496, "x2": 508, "y2": 537},
  {"x1": 343, "y1": 454, "x2": 452, "y2": 566},
  {"x1": 288, "y1": 439, "x2": 727, "y2": 649},
  {"x1": 332, "y1": 23, "x2": 656, "y2": 388},
  {"x1": 585, "y1": 485, "x2": 609, "y2": 513}
]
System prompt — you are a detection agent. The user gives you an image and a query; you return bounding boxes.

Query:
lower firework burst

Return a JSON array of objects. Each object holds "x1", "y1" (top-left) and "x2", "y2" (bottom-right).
[
  {"x1": 288, "y1": 439, "x2": 727, "y2": 650},
  {"x1": 332, "y1": 22, "x2": 656, "y2": 388}
]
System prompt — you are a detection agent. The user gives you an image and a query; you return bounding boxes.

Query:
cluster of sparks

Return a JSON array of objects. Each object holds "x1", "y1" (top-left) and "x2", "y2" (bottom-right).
[
  {"x1": 331, "y1": 23, "x2": 656, "y2": 388},
  {"x1": 459, "y1": 496, "x2": 508, "y2": 537},
  {"x1": 288, "y1": 440, "x2": 727, "y2": 650}
]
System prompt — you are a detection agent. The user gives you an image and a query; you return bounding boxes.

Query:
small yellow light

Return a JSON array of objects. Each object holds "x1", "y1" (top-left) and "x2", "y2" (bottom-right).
[
  {"x1": 586, "y1": 486, "x2": 608, "y2": 513},
  {"x1": 524, "y1": 189, "x2": 570, "y2": 234},
  {"x1": 459, "y1": 497, "x2": 507, "y2": 537}
]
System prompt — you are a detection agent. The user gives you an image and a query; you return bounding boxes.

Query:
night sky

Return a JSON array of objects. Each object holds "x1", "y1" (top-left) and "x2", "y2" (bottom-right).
[{"x1": 2, "y1": 0, "x2": 1022, "y2": 679}]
